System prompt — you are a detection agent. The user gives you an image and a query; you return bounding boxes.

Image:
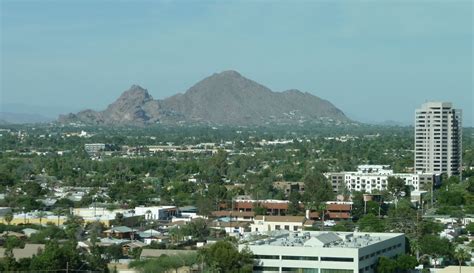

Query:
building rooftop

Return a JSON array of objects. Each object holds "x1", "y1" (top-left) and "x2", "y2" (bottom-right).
[
  {"x1": 241, "y1": 230, "x2": 403, "y2": 249},
  {"x1": 254, "y1": 215, "x2": 305, "y2": 223}
]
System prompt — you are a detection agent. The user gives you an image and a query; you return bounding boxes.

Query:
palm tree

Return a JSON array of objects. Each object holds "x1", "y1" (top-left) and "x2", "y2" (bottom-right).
[
  {"x1": 36, "y1": 211, "x2": 47, "y2": 227},
  {"x1": 410, "y1": 239, "x2": 421, "y2": 261},
  {"x1": 52, "y1": 208, "x2": 64, "y2": 226},
  {"x1": 146, "y1": 210, "x2": 152, "y2": 222},
  {"x1": 4, "y1": 212, "x2": 13, "y2": 225},
  {"x1": 454, "y1": 248, "x2": 471, "y2": 273}
]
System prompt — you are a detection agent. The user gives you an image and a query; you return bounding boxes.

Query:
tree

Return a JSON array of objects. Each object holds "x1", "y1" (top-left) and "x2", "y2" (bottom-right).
[
  {"x1": 387, "y1": 177, "x2": 410, "y2": 207},
  {"x1": 287, "y1": 191, "x2": 302, "y2": 216},
  {"x1": 36, "y1": 211, "x2": 47, "y2": 227},
  {"x1": 29, "y1": 240, "x2": 83, "y2": 271},
  {"x1": 253, "y1": 204, "x2": 267, "y2": 216},
  {"x1": 52, "y1": 208, "x2": 65, "y2": 226},
  {"x1": 105, "y1": 244, "x2": 123, "y2": 262},
  {"x1": 358, "y1": 214, "x2": 385, "y2": 232},
  {"x1": 115, "y1": 212, "x2": 124, "y2": 225},
  {"x1": 63, "y1": 215, "x2": 84, "y2": 240},
  {"x1": 183, "y1": 218, "x2": 210, "y2": 241},
  {"x1": 386, "y1": 199, "x2": 417, "y2": 236},
  {"x1": 454, "y1": 248, "x2": 471, "y2": 272},
  {"x1": 4, "y1": 212, "x2": 13, "y2": 225},
  {"x1": 351, "y1": 191, "x2": 366, "y2": 220},
  {"x1": 331, "y1": 221, "x2": 353, "y2": 232},
  {"x1": 129, "y1": 253, "x2": 199, "y2": 273},
  {"x1": 376, "y1": 256, "x2": 397, "y2": 273},
  {"x1": 396, "y1": 254, "x2": 418, "y2": 272},
  {"x1": 303, "y1": 172, "x2": 334, "y2": 205},
  {"x1": 419, "y1": 235, "x2": 453, "y2": 268},
  {"x1": 376, "y1": 255, "x2": 417, "y2": 273},
  {"x1": 419, "y1": 220, "x2": 444, "y2": 236},
  {"x1": 199, "y1": 240, "x2": 253, "y2": 272},
  {"x1": 466, "y1": 222, "x2": 474, "y2": 235},
  {"x1": 196, "y1": 194, "x2": 213, "y2": 217}
]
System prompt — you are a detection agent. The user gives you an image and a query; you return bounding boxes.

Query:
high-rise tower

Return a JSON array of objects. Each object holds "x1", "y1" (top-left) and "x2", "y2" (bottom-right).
[{"x1": 414, "y1": 102, "x2": 462, "y2": 177}]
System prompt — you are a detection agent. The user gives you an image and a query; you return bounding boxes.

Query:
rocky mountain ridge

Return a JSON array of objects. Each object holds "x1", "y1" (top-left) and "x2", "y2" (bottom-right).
[{"x1": 59, "y1": 70, "x2": 349, "y2": 125}]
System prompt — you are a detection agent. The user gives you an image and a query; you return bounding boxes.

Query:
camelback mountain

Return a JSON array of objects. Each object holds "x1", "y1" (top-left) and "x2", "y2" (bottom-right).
[{"x1": 59, "y1": 70, "x2": 349, "y2": 125}]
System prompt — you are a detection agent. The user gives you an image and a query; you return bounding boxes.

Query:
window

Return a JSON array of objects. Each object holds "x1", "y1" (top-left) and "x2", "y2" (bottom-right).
[
  {"x1": 253, "y1": 266, "x2": 279, "y2": 272},
  {"x1": 321, "y1": 257, "x2": 354, "y2": 262},
  {"x1": 283, "y1": 256, "x2": 319, "y2": 261},
  {"x1": 275, "y1": 225, "x2": 281, "y2": 230},
  {"x1": 254, "y1": 254, "x2": 280, "y2": 260},
  {"x1": 285, "y1": 225, "x2": 290, "y2": 230},
  {"x1": 321, "y1": 269, "x2": 353, "y2": 273},
  {"x1": 282, "y1": 268, "x2": 319, "y2": 273}
]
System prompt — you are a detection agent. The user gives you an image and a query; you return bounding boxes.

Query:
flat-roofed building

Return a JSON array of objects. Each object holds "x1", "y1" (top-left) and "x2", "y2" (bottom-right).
[
  {"x1": 250, "y1": 215, "x2": 313, "y2": 232},
  {"x1": 325, "y1": 165, "x2": 436, "y2": 194},
  {"x1": 239, "y1": 231, "x2": 405, "y2": 273}
]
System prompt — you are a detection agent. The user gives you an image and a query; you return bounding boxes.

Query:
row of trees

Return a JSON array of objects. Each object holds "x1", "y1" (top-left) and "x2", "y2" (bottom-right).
[{"x1": 129, "y1": 239, "x2": 253, "y2": 273}]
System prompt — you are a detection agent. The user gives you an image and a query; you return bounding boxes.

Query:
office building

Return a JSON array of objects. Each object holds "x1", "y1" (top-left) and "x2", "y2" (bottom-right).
[
  {"x1": 239, "y1": 230, "x2": 405, "y2": 273},
  {"x1": 415, "y1": 102, "x2": 462, "y2": 176}
]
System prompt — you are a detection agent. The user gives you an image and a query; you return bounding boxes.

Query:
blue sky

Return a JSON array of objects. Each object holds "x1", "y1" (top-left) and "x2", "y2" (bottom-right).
[{"x1": 1, "y1": 0, "x2": 472, "y2": 125}]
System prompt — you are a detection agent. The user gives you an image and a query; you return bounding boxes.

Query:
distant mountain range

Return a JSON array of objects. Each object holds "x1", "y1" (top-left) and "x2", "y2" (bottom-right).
[{"x1": 58, "y1": 70, "x2": 350, "y2": 126}]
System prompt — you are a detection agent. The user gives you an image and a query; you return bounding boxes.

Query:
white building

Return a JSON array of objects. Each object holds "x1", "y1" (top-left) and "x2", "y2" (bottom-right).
[
  {"x1": 325, "y1": 165, "x2": 436, "y2": 194},
  {"x1": 239, "y1": 231, "x2": 405, "y2": 273},
  {"x1": 415, "y1": 102, "x2": 462, "y2": 177},
  {"x1": 72, "y1": 205, "x2": 177, "y2": 224},
  {"x1": 134, "y1": 206, "x2": 177, "y2": 220},
  {"x1": 84, "y1": 143, "x2": 106, "y2": 154}
]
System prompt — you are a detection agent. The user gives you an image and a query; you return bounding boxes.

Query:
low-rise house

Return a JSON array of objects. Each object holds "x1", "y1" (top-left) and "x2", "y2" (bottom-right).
[
  {"x1": 122, "y1": 241, "x2": 146, "y2": 256},
  {"x1": 0, "y1": 231, "x2": 26, "y2": 239},
  {"x1": 22, "y1": 228, "x2": 39, "y2": 238},
  {"x1": 250, "y1": 215, "x2": 312, "y2": 232},
  {"x1": 137, "y1": 229, "x2": 169, "y2": 245},
  {"x1": 273, "y1": 181, "x2": 305, "y2": 196},
  {"x1": 210, "y1": 220, "x2": 249, "y2": 235},
  {"x1": 0, "y1": 244, "x2": 45, "y2": 260},
  {"x1": 104, "y1": 226, "x2": 136, "y2": 240},
  {"x1": 326, "y1": 202, "x2": 352, "y2": 220},
  {"x1": 99, "y1": 238, "x2": 130, "y2": 247},
  {"x1": 140, "y1": 249, "x2": 197, "y2": 260},
  {"x1": 211, "y1": 211, "x2": 255, "y2": 222}
]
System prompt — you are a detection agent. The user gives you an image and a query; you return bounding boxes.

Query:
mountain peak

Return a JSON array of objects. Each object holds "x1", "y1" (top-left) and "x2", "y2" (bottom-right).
[
  {"x1": 118, "y1": 85, "x2": 152, "y2": 101},
  {"x1": 217, "y1": 70, "x2": 242, "y2": 77}
]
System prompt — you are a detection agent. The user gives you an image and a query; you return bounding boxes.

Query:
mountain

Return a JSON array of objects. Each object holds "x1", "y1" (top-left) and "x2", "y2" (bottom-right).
[{"x1": 59, "y1": 70, "x2": 349, "y2": 125}]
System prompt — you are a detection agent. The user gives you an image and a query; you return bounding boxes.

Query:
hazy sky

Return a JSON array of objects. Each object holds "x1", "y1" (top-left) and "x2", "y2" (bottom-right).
[{"x1": 1, "y1": 0, "x2": 472, "y2": 125}]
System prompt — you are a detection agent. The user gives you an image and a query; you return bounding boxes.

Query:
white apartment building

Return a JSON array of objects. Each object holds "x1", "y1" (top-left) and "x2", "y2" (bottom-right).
[
  {"x1": 325, "y1": 165, "x2": 436, "y2": 194},
  {"x1": 84, "y1": 143, "x2": 106, "y2": 154},
  {"x1": 415, "y1": 102, "x2": 462, "y2": 177},
  {"x1": 239, "y1": 230, "x2": 405, "y2": 273}
]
